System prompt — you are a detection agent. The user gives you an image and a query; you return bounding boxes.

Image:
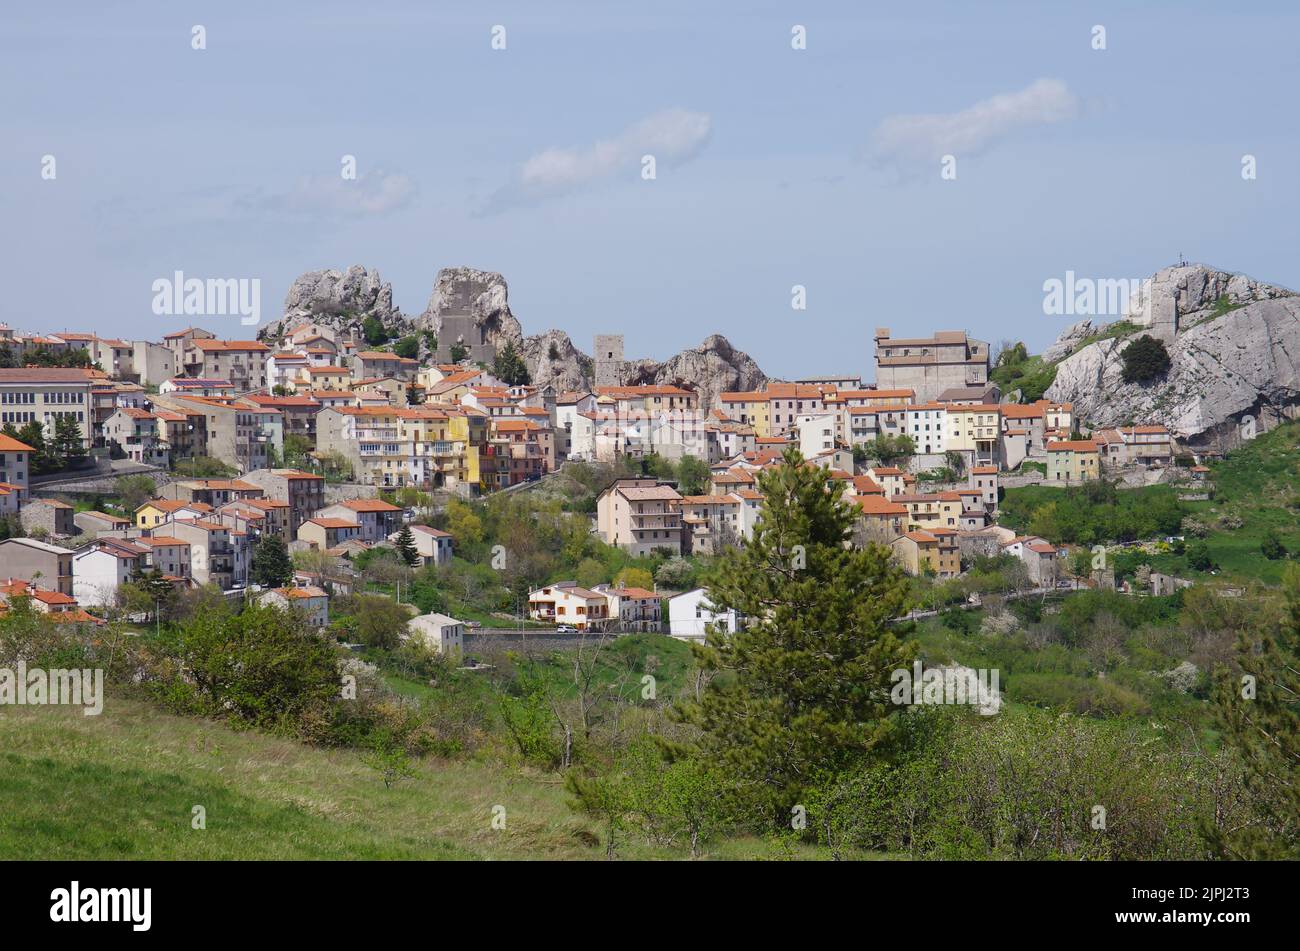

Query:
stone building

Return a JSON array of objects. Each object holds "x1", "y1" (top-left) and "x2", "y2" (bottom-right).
[{"x1": 873, "y1": 328, "x2": 989, "y2": 403}]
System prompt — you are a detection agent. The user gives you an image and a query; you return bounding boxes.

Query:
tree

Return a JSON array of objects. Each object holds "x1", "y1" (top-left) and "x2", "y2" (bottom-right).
[
  {"x1": 654, "y1": 557, "x2": 695, "y2": 591},
  {"x1": 344, "y1": 593, "x2": 412, "y2": 649},
  {"x1": 361, "y1": 731, "x2": 418, "y2": 790},
  {"x1": 492, "y1": 342, "x2": 530, "y2": 386},
  {"x1": 866, "y1": 434, "x2": 915, "y2": 469},
  {"x1": 995, "y1": 341, "x2": 1029, "y2": 368},
  {"x1": 614, "y1": 566, "x2": 653, "y2": 591},
  {"x1": 394, "y1": 524, "x2": 420, "y2": 568},
  {"x1": 1206, "y1": 565, "x2": 1300, "y2": 858},
  {"x1": 1261, "y1": 529, "x2": 1288, "y2": 561},
  {"x1": 362, "y1": 315, "x2": 388, "y2": 345},
  {"x1": 449, "y1": 342, "x2": 470, "y2": 363},
  {"x1": 1187, "y1": 540, "x2": 1215, "y2": 572},
  {"x1": 675, "y1": 455, "x2": 710, "y2": 496},
  {"x1": 53, "y1": 415, "x2": 86, "y2": 466},
  {"x1": 281, "y1": 434, "x2": 313, "y2": 468},
  {"x1": 674, "y1": 448, "x2": 916, "y2": 825},
  {"x1": 250, "y1": 535, "x2": 294, "y2": 588},
  {"x1": 115, "y1": 474, "x2": 157, "y2": 512},
  {"x1": 393, "y1": 335, "x2": 419, "y2": 359},
  {"x1": 405, "y1": 383, "x2": 423, "y2": 406},
  {"x1": 1121, "y1": 335, "x2": 1172, "y2": 384}
]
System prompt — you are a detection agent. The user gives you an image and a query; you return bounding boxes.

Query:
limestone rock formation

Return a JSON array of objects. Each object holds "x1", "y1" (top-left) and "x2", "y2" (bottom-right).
[
  {"x1": 416, "y1": 267, "x2": 523, "y2": 354},
  {"x1": 622, "y1": 334, "x2": 767, "y2": 411},
  {"x1": 261, "y1": 265, "x2": 409, "y2": 342},
  {"x1": 1041, "y1": 319, "x2": 1095, "y2": 363},
  {"x1": 519, "y1": 329, "x2": 593, "y2": 393},
  {"x1": 1046, "y1": 265, "x2": 1300, "y2": 449}
]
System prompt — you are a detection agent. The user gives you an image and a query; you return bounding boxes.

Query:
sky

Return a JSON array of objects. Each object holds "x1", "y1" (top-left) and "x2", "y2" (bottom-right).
[{"x1": 3, "y1": 0, "x2": 1298, "y2": 381}]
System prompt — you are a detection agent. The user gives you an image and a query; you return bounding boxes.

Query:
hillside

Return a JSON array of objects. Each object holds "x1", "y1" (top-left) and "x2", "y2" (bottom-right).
[{"x1": 0, "y1": 698, "x2": 811, "y2": 861}]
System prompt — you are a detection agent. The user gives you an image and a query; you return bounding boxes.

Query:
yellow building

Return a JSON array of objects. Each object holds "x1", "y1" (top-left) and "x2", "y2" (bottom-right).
[
  {"x1": 945, "y1": 403, "x2": 1002, "y2": 463},
  {"x1": 718, "y1": 391, "x2": 771, "y2": 438},
  {"x1": 891, "y1": 528, "x2": 961, "y2": 578},
  {"x1": 1046, "y1": 440, "x2": 1100, "y2": 483}
]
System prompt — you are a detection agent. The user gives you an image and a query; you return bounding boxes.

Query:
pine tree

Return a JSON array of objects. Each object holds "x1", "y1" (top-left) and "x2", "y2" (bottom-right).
[
  {"x1": 492, "y1": 342, "x2": 531, "y2": 386},
  {"x1": 394, "y1": 524, "x2": 420, "y2": 568},
  {"x1": 250, "y1": 535, "x2": 294, "y2": 589},
  {"x1": 1207, "y1": 565, "x2": 1299, "y2": 858},
  {"x1": 53, "y1": 414, "x2": 86, "y2": 466},
  {"x1": 674, "y1": 448, "x2": 917, "y2": 826}
]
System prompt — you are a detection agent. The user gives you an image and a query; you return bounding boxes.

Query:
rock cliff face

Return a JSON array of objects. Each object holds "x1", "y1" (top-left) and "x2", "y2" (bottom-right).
[
  {"x1": 622, "y1": 334, "x2": 767, "y2": 411},
  {"x1": 416, "y1": 267, "x2": 523, "y2": 352},
  {"x1": 265, "y1": 265, "x2": 768, "y2": 405},
  {"x1": 519, "y1": 329, "x2": 592, "y2": 393},
  {"x1": 1045, "y1": 265, "x2": 1300, "y2": 448},
  {"x1": 260, "y1": 265, "x2": 410, "y2": 342}
]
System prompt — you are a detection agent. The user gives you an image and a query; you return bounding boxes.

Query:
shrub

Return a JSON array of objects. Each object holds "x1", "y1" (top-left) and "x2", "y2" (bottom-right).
[{"x1": 1121, "y1": 335, "x2": 1171, "y2": 384}]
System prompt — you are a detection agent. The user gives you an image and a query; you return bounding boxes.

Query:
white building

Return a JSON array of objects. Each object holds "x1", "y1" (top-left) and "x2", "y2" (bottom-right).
[
  {"x1": 72, "y1": 538, "x2": 148, "y2": 607},
  {"x1": 407, "y1": 612, "x2": 465, "y2": 655},
  {"x1": 667, "y1": 588, "x2": 740, "y2": 642},
  {"x1": 259, "y1": 585, "x2": 330, "y2": 627},
  {"x1": 396, "y1": 524, "x2": 453, "y2": 566}
]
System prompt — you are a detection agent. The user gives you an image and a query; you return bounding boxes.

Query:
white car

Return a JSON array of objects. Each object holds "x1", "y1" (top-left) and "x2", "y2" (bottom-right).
[{"x1": 555, "y1": 624, "x2": 577, "y2": 633}]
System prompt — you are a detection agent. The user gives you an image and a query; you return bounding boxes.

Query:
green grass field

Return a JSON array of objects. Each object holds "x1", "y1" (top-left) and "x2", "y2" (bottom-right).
[{"x1": 0, "y1": 689, "x2": 834, "y2": 861}]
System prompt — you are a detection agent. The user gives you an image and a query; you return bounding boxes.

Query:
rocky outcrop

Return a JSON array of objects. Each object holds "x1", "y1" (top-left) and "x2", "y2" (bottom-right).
[
  {"x1": 519, "y1": 329, "x2": 592, "y2": 393},
  {"x1": 1046, "y1": 265, "x2": 1300, "y2": 449},
  {"x1": 261, "y1": 265, "x2": 410, "y2": 342},
  {"x1": 416, "y1": 267, "x2": 523, "y2": 353},
  {"x1": 622, "y1": 334, "x2": 767, "y2": 411},
  {"x1": 1042, "y1": 319, "x2": 1095, "y2": 363}
]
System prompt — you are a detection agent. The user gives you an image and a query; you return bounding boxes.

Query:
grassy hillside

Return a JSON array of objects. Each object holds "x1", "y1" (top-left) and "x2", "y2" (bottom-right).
[
  {"x1": 1001, "y1": 419, "x2": 1300, "y2": 586},
  {"x1": 0, "y1": 698, "x2": 820, "y2": 861}
]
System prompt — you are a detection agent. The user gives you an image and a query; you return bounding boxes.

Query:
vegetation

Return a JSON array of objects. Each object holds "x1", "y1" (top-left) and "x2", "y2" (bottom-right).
[
  {"x1": 250, "y1": 535, "x2": 294, "y2": 589},
  {"x1": 1000, "y1": 479, "x2": 1186, "y2": 545},
  {"x1": 172, "y1": 456, "x2": 237, "y2": 478},
  {"x1": 1120, "y1": 334, "x2": 1172, "y2": 384},
  {"x1": 393, "y1": 335, "x2": 419, "y2": 359},
  {"x1": 492, "y1": 342, "x2": 530, "y2": 386},
  {"x1": 990, "y1": 345, "x2": 1057, "y2": 402},
  {"x1": 362, "y1": 315, "x2": 388, "y2": 346}
]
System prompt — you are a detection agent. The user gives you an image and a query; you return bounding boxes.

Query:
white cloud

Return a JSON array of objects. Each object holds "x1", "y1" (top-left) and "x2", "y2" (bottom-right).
[
  {"x1": 260, "y1": 169, "x2": 417, "y2": 217},
  {"x1": 486, "y1": 108, "x2": 712, "y2": 212},
  {"x1": 869, "y1": 79, "x2": 1080, "y2": 173}
]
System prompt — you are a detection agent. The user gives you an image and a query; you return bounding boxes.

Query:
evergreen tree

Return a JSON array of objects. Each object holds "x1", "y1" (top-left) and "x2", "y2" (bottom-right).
[
  {"x1": 53, "y1": 414, "x2": 86, "y2": 466},
  {"x1": 1121, "y1": 334, "x2": 1172, "y2": 384},
  {"x1": 1206, "y1": 565, "x2": 1299, "y2": 858},
  {"x1": 250, "y1": 535, "x2": 294, "y2": 588},
  {"x1": 674, "y1": 448, "x2": 917, "y2": 825},
  {"x1": 394, "y1": 524, "x2": 420, "y2": 568},
  {"x1": 492, "y1": 342, "x2": 531, "y2": 386}
]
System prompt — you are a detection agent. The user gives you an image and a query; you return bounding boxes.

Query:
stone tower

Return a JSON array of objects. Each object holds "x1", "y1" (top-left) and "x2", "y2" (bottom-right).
[{"x1": 594, "y1": 334, "x2": 625, "y2": 387}]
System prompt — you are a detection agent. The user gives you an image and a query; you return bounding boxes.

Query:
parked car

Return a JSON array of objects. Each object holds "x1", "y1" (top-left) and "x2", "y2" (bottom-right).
[{"x1": 555, "y1": 624, "x2": 577, "y2": 633}]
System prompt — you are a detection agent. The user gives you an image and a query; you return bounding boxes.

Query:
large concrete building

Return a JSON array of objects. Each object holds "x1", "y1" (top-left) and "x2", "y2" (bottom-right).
[{"x1": 873, "y1": 329, "x2": 989, "y2": 403}]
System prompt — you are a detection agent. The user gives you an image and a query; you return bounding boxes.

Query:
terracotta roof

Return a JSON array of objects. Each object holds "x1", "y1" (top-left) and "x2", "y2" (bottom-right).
[
  {"x1": 0, "y1": 434, "x2": 35, "y2": 452},
  {"x1": 336, "y1": 499, "x2": 402, "y2": 513}
]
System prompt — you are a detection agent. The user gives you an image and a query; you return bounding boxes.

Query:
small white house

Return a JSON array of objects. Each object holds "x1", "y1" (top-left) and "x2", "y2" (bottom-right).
[
  {"x1": 72, "y1": 538, "x2": 148, "y2": 607},
  {"x1": 259, "y1": 585, "x2": 330, "y2": 628},
  {"x1": 408, "y1": 612, "x2": 465, "y2": 655},
  {"x1": 667, "y1": 588, "x2": 739, "y2": 642},
  {"x1": 393, "y1": 524, "x2": 453, "y2": 566}
]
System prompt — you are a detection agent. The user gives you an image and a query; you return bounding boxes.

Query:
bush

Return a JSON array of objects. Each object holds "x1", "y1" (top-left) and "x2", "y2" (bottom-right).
[{"x1": 1121, "y1": 335, "x2": 1171, "y2": 385}]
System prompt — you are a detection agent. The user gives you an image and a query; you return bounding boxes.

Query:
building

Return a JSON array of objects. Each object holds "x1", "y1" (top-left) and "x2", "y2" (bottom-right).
[
  {"x1": 73, "y1": 510, "x2": 132, "y2": 536},
  {"x1": 180, "y1": 339, "x2": 270, "y2": 390},
  {"x1": 135, "y1": 498, "x2": 213, "y2": 529},
  {"x1": 0, "y1": 432, "x2": 34, "y2": 496},
  {"x1": 854, "y1": 494, "x2": 909, "y2": 544},
  {"x1": 944, "y1": 404, "x2": 1001, "y2": 467},
  {"x1": 527, "y1": 582, "x2": 612, "y2": 630},
  {"x1": 1046, "y1": 440, "x2": 1101, "y2": 484},
  {"x1": 1001, "y1": 536, "x2": 1060, "y2": 587},
  {"x1": 19, "y1": 498, "x2": 75, "y2": 537},
  {"x1": 408, "y1": 612, "x2": 465, "y2": 655},
  {"x1": 297, "y1": 517, "x2": 362, "y2": 551},
  {"x1": 351, "y1": 350, "x2": 419, "y2": 382},
  {"x1": 169, "y1": 519, "x2": 248, "y2": 590},
  {"x1": 667, "y1": 588, "x2": 739, "y2": 642},
  {"x1": 873, "y1": 329, "x2": 989, "y2": 403},
  {"x1": 594, "y1": 583, "x2": 662, "y2": 632},
  {"x1": 394, "y1": 524, "x2": 453, "y2": 566},
  {"x1": 102, "y1": 407, "x2": 170, "y2": 466},
  {"x1": 240, "y1": 469, "x2": 325, "y2": 535},
  {"x1": 0, "y1": 367, "x2": 98, "y2": 450},
  {"x1": 133, "y1": 535, "x2": 192, "y2": 582},
  {"x1": 259, "y1": 586, "x2": 330, "y2": 628},
  {"x1": 316, "y1": 498, "x2": 403, "y2": 543},
  {"x1": 891, "y1": 529, "x2": 961, "y2": 578},
  {"x1": 148, "y1": 394, "x2": 282, "y2": 473},
  {"x1": 0, "y1": 537, "x2": 75, "y2": 594},
  {"x1": 72, "y1": 537, "x2": 148, "y2": 606},
  {"x1": 595, "y1": 479, "x2": 684, "y2": 557}
]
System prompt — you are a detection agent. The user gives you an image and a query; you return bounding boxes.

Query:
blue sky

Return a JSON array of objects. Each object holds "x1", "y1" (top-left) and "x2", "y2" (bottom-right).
[{"x1": 3, "y1": 0, "x2": 1297, "y2": 380}]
